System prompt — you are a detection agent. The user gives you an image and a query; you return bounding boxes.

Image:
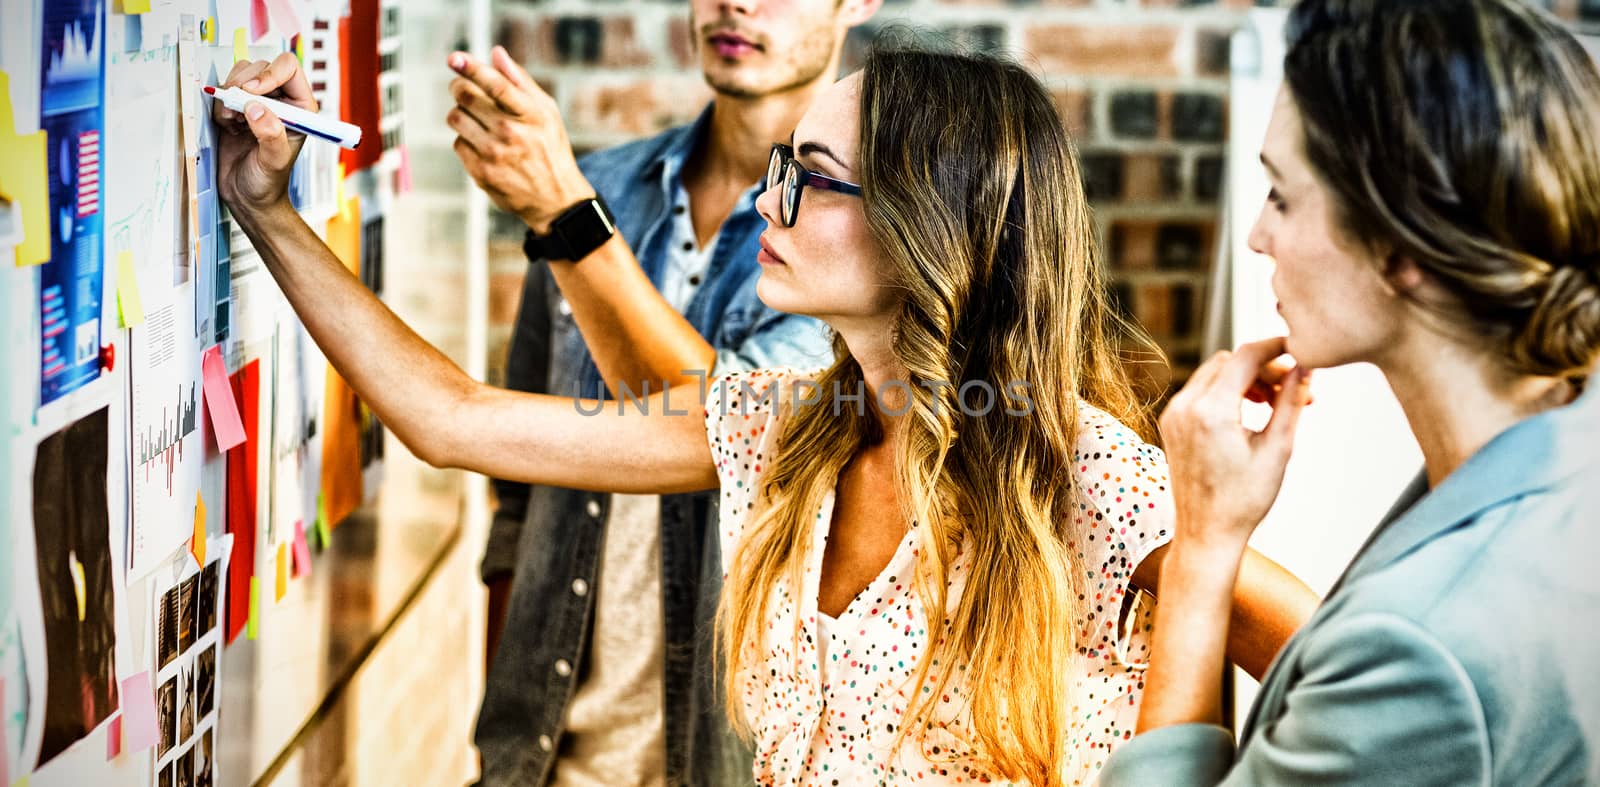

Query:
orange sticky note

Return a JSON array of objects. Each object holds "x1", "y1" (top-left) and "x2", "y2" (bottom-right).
[
  {"x1": 275, "y1": 542, "x2": 287, "y2": 600},
  {"x1": 116, "y1": 251, "x2": 144, "y2": 326},
  {"x1": 201, "y1": 345, "x2": 247, "y2": 451},
  {"x1": 232, "y1": 28, "x2": 248, "y2": 64},
  {"x1": 0, "y1": 72, "x2": 50, "y2": 267},
  {"x1": 119, "y1": 672, "x2": 159, "y2": 753},
  {"x1": 292, "y1": 520, "x2": 311, "y2": 577},
  {"x1": 191, "y1": 493, "x2": 207, "y2": 565}
]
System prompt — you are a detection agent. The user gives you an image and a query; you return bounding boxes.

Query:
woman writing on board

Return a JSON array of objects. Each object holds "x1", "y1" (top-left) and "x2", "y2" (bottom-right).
[
  {"x1": 211, "y1": 35, "x2": 1315, "y2": 784},
  {"x1": 1103, "y1": 0, "x2": 1600, "y2": 784}
]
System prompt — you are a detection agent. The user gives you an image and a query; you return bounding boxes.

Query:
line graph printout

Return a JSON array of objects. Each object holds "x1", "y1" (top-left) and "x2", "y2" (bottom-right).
[{"x1": 108, "y1": 44, "x2": 207, "y2": 579}]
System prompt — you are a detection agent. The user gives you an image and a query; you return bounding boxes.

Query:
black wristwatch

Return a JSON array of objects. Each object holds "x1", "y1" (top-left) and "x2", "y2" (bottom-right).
[{"x1": 523, "y1": 196, "x2": 617, "y2": 263}]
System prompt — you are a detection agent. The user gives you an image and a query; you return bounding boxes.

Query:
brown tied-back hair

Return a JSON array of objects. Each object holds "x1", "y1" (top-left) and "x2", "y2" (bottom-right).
[{"x1": 1285, "y1": 0, "x2": 1600, "y2": 379}]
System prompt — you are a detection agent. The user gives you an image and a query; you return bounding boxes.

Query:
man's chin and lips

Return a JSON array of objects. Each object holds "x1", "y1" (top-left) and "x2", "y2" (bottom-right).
[{"x1": 704, "y1": 27, "x2": 764, "y2": 60}]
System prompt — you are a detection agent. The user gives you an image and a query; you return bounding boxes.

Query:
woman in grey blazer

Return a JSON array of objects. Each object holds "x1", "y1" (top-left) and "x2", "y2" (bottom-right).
[{"x1": 1101, "y1": 1, "x2": 1600, "y2": 784}]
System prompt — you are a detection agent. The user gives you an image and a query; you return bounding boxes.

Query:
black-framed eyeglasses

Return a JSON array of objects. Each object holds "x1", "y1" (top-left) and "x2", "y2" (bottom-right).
[{"x1": 765, "y1": 143, "x2": 863, "y2": 227}]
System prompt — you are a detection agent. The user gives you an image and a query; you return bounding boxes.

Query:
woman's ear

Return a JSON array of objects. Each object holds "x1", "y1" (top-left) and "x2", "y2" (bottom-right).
[{"x1": 1380, "y1": 252, "x2": 1427, "y2": 298}]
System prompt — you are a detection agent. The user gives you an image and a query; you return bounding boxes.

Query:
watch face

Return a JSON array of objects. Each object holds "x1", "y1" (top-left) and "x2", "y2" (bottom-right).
[{"x1": 555, "y1": 199, "x2": 616, "y2": 257}]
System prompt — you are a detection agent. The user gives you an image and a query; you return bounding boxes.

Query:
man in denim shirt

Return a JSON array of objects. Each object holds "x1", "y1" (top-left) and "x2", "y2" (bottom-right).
[{"x1": 445, "y1": 0, "x2": 879, "y2": 782}]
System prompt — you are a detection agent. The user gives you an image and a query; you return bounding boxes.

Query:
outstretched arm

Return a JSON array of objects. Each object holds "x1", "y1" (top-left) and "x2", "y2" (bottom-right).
[
  {"x1": 213, "y1": 53, "x2": 716, "y2": 493},
  {"x1": 446, "y1": 47, "x2": 716, "y2": 393}
]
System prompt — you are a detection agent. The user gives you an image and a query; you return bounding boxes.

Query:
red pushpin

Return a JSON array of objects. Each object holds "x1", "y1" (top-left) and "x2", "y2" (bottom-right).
[{"x1": 100, "y1": 343, "x2": 115, "y2": 372}]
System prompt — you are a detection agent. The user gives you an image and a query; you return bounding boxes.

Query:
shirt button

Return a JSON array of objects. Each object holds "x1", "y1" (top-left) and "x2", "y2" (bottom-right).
[
  {"x1": 538, "y1": 734, "x2": 553, "y2": 752},
  {"x1": 571, "y1": 578, "x2": 589, "y2": 596},
  {"x1": 681, "y1": 241, "x2": 694, "y2": 251},
  {"x1": 585, "y1": 499, "x2": 602, "y2": 518},
  {"x1": 557, "y1": 298, "x2": 572, "y2": 316},
  {"x1": 554, "y1": 658, "x2": 573, "y2": 677},
  {"x1": 688, "y1": 275, "x2": 701, "y2": 286},
  {"x1": 673, "y1": 205, "x2": 686, "y2": 215}
]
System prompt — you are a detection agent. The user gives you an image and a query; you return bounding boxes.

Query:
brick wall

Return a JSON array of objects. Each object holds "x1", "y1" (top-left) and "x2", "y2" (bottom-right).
[{"x1": 470, "y1": 0, "x2": 1600, "y2": 394}]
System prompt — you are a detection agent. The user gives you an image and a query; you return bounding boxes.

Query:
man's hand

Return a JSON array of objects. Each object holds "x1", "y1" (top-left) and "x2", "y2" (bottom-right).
[
  {"x1": 212, "y1": 52, "x2": 317, "y2": 214},
  {"x1": 447, "y1": 46, "x2": 596, "y2": 234}
]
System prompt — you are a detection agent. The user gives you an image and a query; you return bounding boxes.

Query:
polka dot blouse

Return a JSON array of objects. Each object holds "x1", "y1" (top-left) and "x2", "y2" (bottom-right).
[{"x1": 703, "y1": 367, "x2": 1173, "y2": 786}]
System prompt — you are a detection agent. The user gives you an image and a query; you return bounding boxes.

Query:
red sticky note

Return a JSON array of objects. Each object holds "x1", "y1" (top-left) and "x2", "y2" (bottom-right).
[
  {"x1": 225, "y1": 360, "x2": 261, "y2": 644},
  {"x1": 106, "y1": 715, "x2": 122, "y2": 759},
  {"x1": 292, "y1": 519, "x2": 311, "y2": 578},
  {"x1": 119, "y1": 672, "x2": 160, "y2": 753},
  {"x1": 202, "y1": 346, "x2": 246, "y2": 452},
  {"x1": 249, "y1": 0, "x2": 268, "y2": 41},
  {"x1": 339, "y1": 0, "x2": 382, "y2": 173}
]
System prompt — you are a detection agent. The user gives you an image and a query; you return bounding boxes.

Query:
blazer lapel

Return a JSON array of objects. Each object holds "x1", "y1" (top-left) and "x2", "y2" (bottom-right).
[{"x1": 1239, "y1": 383, "x2": 1600, "y2": 746}]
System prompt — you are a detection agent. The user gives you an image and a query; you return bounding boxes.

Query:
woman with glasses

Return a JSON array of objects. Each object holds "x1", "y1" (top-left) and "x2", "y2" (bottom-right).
[{"x1": 212, "y1": 33, "x2": 1314, "y2": 785}]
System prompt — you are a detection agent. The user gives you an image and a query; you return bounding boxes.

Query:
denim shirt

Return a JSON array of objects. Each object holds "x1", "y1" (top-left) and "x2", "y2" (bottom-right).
[{"x1": 473, "y1": 109, "x2": 834, "y2": 787}]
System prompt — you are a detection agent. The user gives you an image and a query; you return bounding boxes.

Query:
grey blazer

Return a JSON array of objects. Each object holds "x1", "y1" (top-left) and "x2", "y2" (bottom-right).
[{"x1": 1101, "y1": 384, "x2": 1600, "y2": 786}]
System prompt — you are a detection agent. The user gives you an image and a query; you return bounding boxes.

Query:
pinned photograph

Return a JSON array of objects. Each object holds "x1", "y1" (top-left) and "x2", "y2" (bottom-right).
[
  {"x1": 158, "y1": 583, "x2": 180, "y2": 670},
  {"x1": 178, "y1": 663, "x2": 195, "y2": 743},
  {"x1": 176, "y1": 741, "x2": 193, "y2": 787},
  {"x1": 157, "y1": 675, "x2": 176, "y2": 758},
  {"x1": 196, "y1": 645, "x2": 215, "y2": 718},
  {"x1": 194, "y1": 728, "x2": 213, "y2": 787},
  {"x1": 177, "y1": 573, "x2": 198, "y2": 653},
  {"x1": 198, "y1": 562, "x2": 219, "y2": 635},
  {"x1": 30, "y1": 408, "x2": 120, "y2": 766}
]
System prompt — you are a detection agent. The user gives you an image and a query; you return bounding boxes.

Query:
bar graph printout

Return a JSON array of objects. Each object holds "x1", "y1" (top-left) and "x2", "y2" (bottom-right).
[{"x1": 38, "y1": 0, "x2": 107, "y2": 404}]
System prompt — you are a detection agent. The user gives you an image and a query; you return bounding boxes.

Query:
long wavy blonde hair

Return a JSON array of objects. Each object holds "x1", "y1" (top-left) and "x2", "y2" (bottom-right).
[{"x1": 716, "y1": 36, "x2": 1163, "y2": 785}]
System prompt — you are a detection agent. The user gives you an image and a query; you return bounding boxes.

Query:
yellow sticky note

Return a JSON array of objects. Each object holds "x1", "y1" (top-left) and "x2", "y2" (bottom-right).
[
  {"x1": 190, "y1": 493, "x2": 206, "y2": 565},
  {"x1": 275, "y1": 543, "x2": 287, "y2": 601},
  {"x1": 116, "y1": 251, "x2": 144, "y2": 327},
  {"x1": 0, "y1": 71, "x2": 51, "y2": 268},
  {"x1": 247, "y1": 577, "x2": 260, "y2": 639},
  {"x1": 202, "y1": 17, "x2": 217, "y2": 43},
  {"x1": 296, "y1": 33, "x2": 306, "y2": 64},
  {"x1": 120, "y1": 0, "x2": 151, "y2": 14},
  {"x1": 69, "y1": 552, "x2": 86, "y2": 621},
  {"x1": 233, "y1": 28, "x2": 248, "y2": 64}
]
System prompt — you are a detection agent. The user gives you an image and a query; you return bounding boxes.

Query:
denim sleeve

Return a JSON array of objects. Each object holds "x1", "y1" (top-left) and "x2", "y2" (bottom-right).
[
  {"x1": 482, "y1": 262, "x2": 553, "y2": 584},
  {"x1": 709, "y1": 307, "x2": 833, "y2": 379}
]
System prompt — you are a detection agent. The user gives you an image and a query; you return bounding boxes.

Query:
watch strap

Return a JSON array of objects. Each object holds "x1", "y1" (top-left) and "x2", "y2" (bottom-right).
[{"x1": 523, "y1": 195, "x2": 616, "y2": 263}]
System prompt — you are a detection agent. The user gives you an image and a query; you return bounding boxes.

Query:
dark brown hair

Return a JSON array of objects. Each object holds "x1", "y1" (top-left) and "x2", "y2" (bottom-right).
[{"x1": 1285, "y1": 0, "x2": 1600, "y2": 378}]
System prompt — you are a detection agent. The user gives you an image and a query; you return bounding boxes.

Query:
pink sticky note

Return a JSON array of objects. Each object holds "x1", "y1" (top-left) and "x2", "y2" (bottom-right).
[
  {"x1": 292, "y1": 519, "x2": 312, "y2": 578},
  {"x1": 119, "y1": 672, "x2": 160, "y2": 753},
  {"x1": 264, "y1": 0, "x2": 302, "y2": 37},
  {"x1": 106, "y1": 715, "x2": 122, "y2": 759},
  {"x1": 202, "y1": 345, "x2": 246, "y2": 451},
  {"x1": 396, "y1": 146, "x2": 413, "y2": 194}
]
